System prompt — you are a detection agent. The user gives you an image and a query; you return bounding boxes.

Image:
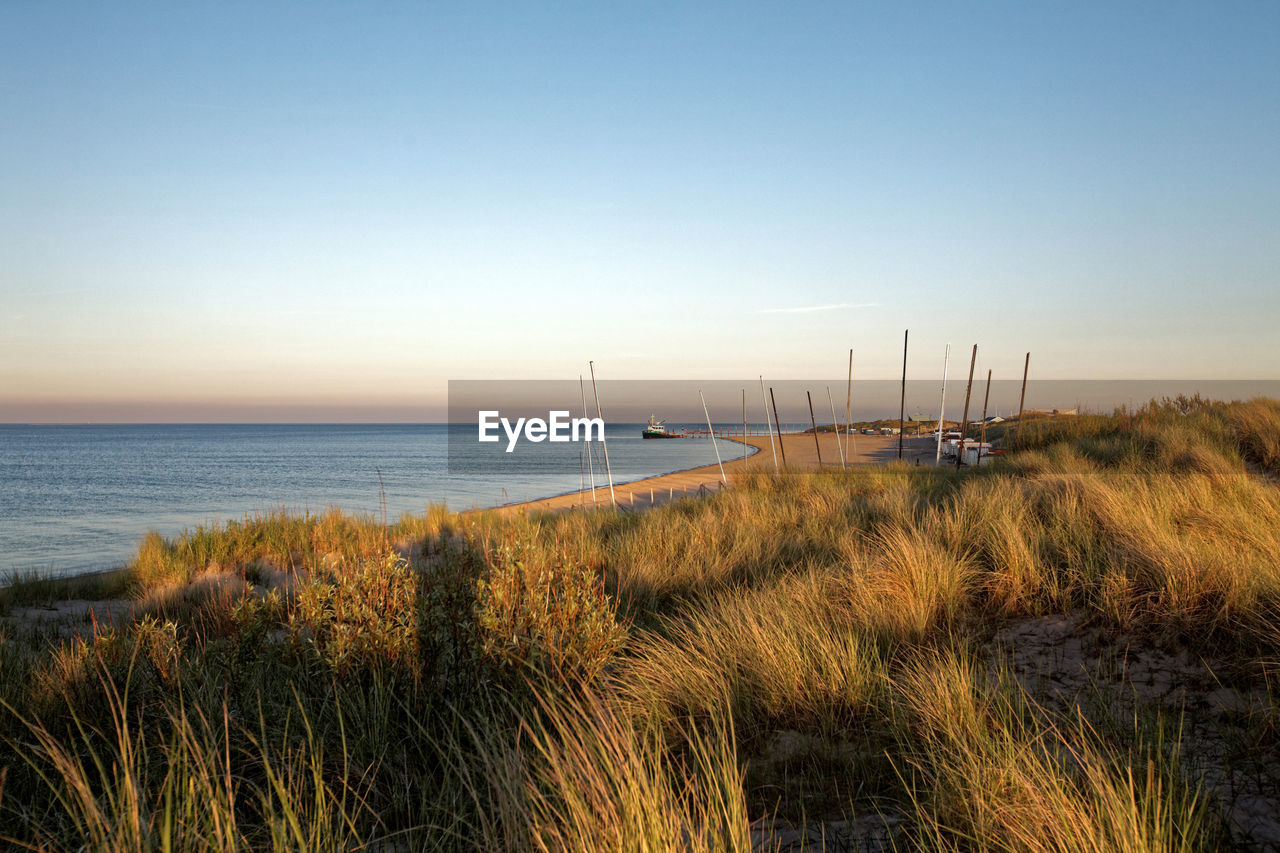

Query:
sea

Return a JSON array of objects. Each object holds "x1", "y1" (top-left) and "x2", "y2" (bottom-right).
[
  {"x1": 0, "y1": 423, "x2": 753, "y2": 579},
  {"x1": 6, "y1": 380, "x2": 1276, "y2": 580}
]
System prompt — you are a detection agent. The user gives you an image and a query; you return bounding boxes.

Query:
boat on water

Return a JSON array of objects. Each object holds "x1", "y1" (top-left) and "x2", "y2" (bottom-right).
[{"x1": 642, "y1": 416, "x2": 683, "y2": 439}]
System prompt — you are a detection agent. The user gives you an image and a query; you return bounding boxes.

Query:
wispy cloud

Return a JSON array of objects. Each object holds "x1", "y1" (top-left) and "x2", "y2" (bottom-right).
[{"x1": 756, "y1": 302, "x2": 879, "y2": 315}]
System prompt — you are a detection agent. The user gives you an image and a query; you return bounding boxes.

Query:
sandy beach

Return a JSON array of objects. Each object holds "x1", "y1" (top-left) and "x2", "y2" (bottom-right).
[{"x1": 493, "y1": 432, "x2": 939, "y2": 514}]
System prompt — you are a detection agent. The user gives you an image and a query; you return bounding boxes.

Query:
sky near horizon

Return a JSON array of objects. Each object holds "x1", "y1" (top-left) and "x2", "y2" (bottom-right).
[{"x1": 2, "y1": 2, "x2": 1278, "y2": 421}]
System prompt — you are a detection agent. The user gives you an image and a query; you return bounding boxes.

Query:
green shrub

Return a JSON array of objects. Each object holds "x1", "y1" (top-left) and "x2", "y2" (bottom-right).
[{"x1": 476, "y1": 546, "x2": 625, "y2": 683}]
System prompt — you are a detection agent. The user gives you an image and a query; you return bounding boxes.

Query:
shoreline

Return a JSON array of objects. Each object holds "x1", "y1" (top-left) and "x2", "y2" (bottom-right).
[
  {"x1": 491, "y1": 432, "x2": 933, "y2": 514},
  {"x1": 4, "y1": 433, "x2": 935, "y2": 591},
  {"x1": 478, "y1": 439, "x2": 762, "y2": 510}
]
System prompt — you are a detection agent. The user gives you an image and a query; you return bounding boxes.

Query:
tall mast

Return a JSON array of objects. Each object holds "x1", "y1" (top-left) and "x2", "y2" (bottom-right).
[{"x1": 588, "y1": 361, "x2": 615, "y2": 506}]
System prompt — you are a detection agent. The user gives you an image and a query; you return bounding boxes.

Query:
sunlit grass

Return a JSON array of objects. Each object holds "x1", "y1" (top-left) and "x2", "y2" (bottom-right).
[
  {"x1": 893, "y1": 650, "x2": 1220, "y2": 852},
  {"x1": 2, "y1": 396, "x2": 1279, "y2": 849}
]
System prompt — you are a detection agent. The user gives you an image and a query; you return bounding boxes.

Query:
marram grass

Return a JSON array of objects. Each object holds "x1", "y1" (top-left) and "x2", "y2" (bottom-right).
[{"x1": 2, "y1": 397, "x2": 1278, "y2": 849}]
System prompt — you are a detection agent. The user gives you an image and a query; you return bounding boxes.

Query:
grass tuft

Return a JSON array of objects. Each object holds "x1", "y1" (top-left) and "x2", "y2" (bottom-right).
[{"x1": 2, "y1": 396, "x2": 1279, "y2": 848}]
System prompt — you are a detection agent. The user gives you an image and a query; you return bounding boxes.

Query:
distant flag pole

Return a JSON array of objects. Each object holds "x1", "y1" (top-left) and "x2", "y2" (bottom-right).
[{"x1": 588, "y1": 361, "x2": 615, "y2": 507}]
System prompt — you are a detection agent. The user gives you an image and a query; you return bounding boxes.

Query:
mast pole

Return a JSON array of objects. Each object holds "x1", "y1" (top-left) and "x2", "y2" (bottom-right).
[
  {"x1": 898, "y1": 329, "x2": 908, "y2": 460},
  {"x1": 936, "y1": 343, "x2": 951, "y2": 464},
  {"x1": 845, "y1": 348, "x2": 853, "y2": 461},
  {"x1": 1016, "y1": 352, "x2": 1031, "y2": 450},
  {"x1": 580, "y1": 376, "x2": 596, "y2": 507},
  {"x1": 760, "y1": 376, "x2": 778, "y2": 469},
  {"x1": 827, "y1": 386, "x2": 845, "y2": 469},
  {"x1": 588, "y1": 361, "x2": 615, "y2": 507},
  {"x1": 807, "y1": 391, "x2": 823, "y2": 466},
  {"x1": 956, "y1": 344, "x2": 977, "y2": 470},
  {"x1": 979, "y1": 368, "x2": 992, "y2": 465},
  {"x1": 700, "y1": 390, "x2": 727, "y2": 485},
  {"x1": 769, "y1": 387, "x2": 787, "y2": 468}
]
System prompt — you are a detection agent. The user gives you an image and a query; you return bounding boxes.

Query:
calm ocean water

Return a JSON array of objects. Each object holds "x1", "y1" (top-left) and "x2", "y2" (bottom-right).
[{"x1": 0, "y1": 423, "x2": 753, "y2": 578}]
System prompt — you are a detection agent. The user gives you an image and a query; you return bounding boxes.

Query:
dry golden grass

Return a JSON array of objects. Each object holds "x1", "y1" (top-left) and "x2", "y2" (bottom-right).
[
  {"x1": 894, "y1": 650, "x2": 1217, "y2": 852},
  {"x1": 2, "y1": 396, "x2": 1279, "y2": 849},
  {"x1": 619, "y1": 573, "x2": 886, "y2": 733},
  {"x1": 454, "y1": 689, "x2": 753, "y2": 853}
]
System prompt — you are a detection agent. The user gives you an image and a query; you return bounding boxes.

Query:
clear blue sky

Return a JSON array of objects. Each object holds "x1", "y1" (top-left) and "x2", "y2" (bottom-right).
[{"x1": 3, "y1": 2, "x2": 1277, "y2": 421}]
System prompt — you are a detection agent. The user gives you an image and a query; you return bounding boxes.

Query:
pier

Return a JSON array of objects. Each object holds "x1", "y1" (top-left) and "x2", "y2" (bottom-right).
[{"x1": 674, "y1": 425, "x2": 820, "y2": 439}]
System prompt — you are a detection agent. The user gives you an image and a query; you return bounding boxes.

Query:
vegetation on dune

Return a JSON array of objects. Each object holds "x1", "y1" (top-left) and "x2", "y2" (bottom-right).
[{"x1": 2, "y1": 397, "x2": 1280, "y2": 850}]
